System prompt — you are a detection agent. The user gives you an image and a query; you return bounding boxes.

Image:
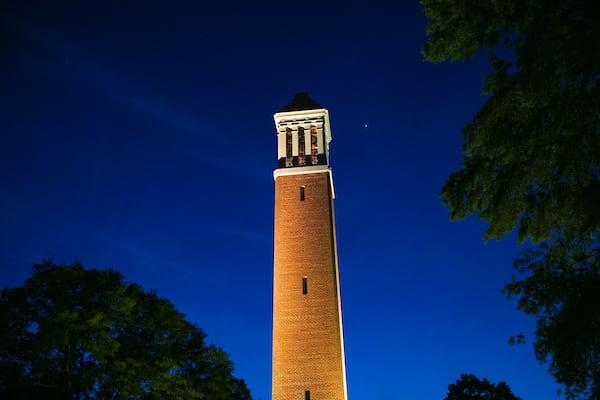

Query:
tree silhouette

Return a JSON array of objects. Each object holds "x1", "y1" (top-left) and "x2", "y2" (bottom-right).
[
  {"x1": 422, "y1": 0, "x2": 600, "y2": 397},
  {"x1": 0, "y1": 260, "x2": 252, "y2": 400},
  {"x1": 445, "y1": 374, "x2": 521, "y2": 400}
]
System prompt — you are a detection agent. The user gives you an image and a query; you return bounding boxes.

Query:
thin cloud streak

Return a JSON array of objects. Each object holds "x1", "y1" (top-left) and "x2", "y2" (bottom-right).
[
  {"x1": 215, "y1": 227, "x2": 271, "y2": 246},
  {"x1": 10, "y1": 20, "x2": 223, "y2": 143},
  {"x1": 2, "y1": 200, "x2": 232, "y2": 292},
  {"x1": 193, "y1": 152, "x2": 269, "y2": 181},
  {"x1": 59, "y1": 219, "x2": 233, "y2": 291}
]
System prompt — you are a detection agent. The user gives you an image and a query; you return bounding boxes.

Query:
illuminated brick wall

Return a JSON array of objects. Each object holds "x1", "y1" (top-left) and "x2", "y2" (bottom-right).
[{"x1": 272, "y1": 171, "x2": 347, "y2": 400}]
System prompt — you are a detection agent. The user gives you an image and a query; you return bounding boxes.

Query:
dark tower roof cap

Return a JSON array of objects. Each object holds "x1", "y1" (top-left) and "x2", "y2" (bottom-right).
[{"x1": 278, "y1": 92, "x2": 323, "y2": 112}]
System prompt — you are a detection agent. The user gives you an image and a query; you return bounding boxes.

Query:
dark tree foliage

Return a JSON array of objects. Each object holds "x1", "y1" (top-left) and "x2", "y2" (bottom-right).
[
  {"x1": 422, "y1": 0, "x2": 600, "y2": 398},
  {"x1": 423, "y1": 0, "x2": 600, "y2": 241},
  {"x1": 445, "y1": 374, "x2": 521, "y2": 400},
  {"x1": 504, "y1": 237, "x2": 600, "y2": 399},
  {"x1": 0, "y1": 260, "x2": 253, "y2": 400}
]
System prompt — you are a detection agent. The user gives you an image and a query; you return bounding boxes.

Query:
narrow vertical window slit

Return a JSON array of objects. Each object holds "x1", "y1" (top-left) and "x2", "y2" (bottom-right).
[{"x1": 302, "y1": 276, "x2": 308, "y2": 295}]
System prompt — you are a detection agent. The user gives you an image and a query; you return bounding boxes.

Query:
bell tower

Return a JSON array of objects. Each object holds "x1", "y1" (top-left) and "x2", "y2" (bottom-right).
[{"x1": 272, "y1": 93, "x2": 348, "y2": 400}]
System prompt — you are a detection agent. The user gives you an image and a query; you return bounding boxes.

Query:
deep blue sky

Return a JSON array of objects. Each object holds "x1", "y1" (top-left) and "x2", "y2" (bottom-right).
[{"x1": 1, "y1": 1, "x2": 558, "y2": 399}]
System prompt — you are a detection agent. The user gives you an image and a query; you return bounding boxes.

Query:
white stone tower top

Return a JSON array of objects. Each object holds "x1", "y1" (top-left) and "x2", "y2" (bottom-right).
[{"x1": 273, "y1": 92, "x2": 333, "y2": 169}]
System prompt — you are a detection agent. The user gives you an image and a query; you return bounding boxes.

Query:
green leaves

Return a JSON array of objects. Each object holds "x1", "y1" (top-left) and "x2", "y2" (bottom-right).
[
  {"x1": 0, "y1": 260, "x2": 252, "y2": 400},
  {"x1": 425, "y1": 0, "x2": 600, "y2": 243},
  {"x1": 423, "y1": 0, "x2": 600, "y2": 397},
  {"x1": 503, "y1": 237, "x2": 600, "y2": 399}
]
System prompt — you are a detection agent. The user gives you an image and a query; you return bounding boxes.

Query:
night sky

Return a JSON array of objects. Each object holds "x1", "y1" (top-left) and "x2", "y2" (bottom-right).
[{"x1": 1, "y1": 2, "x2": 558, "y2": 399}]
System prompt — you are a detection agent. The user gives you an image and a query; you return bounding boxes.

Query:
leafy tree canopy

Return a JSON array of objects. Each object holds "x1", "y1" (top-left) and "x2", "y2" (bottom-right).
[
  {"x1": 423, "y1": 0, "x2": 600, "y2": 242},
  {"x1": 444, "y1": 374, "x2": 521, "y2": 400},
  {"x1": 503, "y1": 236, "x2": 600, "y2": 399},
  {"x1": 0, "y1": 260, "x2": 252, "y2": 400},
  {"x1": 422, "y1": 0, "x2": 600, "y2": 398}
]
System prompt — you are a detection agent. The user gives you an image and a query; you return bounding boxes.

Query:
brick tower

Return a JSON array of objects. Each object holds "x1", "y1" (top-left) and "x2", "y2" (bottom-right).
[{"x1": 272, "y1": 93, "x2": 348, "y2": 400}]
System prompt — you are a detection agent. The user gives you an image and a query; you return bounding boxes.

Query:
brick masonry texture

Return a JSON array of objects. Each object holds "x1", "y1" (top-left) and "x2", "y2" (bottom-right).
[{"x1": 272, "y1": 172, "x2": 346, "y2": 400}]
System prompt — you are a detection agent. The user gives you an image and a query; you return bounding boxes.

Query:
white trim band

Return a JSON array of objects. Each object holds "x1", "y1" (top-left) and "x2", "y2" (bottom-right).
[{"x1": 273, "y1": 166, "x2": 336, "y2": 199}]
